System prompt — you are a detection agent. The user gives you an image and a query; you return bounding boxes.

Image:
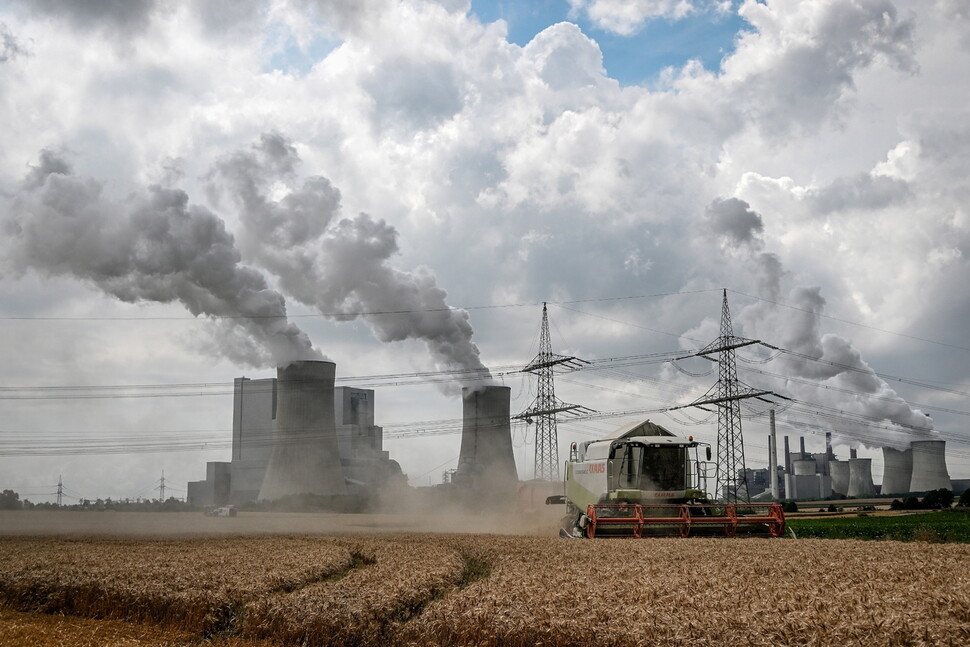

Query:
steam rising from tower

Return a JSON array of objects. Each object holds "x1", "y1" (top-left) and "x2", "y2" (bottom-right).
[
  {"x1": 209, "y1": 134, "x2": 491, "y2": 386},
  {"x1": 3, "y1": 151, "x2": 321, "y2": 367},
  {"x1": 707, "y1": 197, "x2": 935, "y2": 450}
]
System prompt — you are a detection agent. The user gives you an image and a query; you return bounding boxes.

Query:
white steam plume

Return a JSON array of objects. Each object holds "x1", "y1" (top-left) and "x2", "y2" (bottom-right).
[
  {"x1": 706, "y1": 197, "x2": 934, "y2": 449},
  {"x1": 207, "y1": 133, "x2": 491, "y2": 386},
  {"x1": 2, "y1": 150, "x2": 322, "y2": 368}
]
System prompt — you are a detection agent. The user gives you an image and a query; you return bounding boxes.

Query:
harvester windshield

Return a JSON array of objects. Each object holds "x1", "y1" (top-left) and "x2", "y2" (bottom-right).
[{"x1": 611, "y1": 442, "x2": 686, "y2": 491}]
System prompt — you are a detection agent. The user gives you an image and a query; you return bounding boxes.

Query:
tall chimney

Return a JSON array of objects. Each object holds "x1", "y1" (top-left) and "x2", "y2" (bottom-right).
[
  {"x1": 258, "y1": 360, "x2": 346, "y2": 501},
  {"x1": 769, "y1": 410, "x2": 779, "y2": 499},
  {"x1": 799, "y1": 436, "x2": 806, "y2": 457},
  {"x1": 784, "y1": 436, "x2": 791, "y2": 474},
  {"x1": 457, "y1": 385, "x2": 518, "y2": 492},
  {"x1": 825, "y1": 432, "x2": 832, "y2": 458}
]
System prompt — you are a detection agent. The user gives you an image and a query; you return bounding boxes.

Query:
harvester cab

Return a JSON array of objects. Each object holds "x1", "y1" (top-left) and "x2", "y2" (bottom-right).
[{"x1": 555, "y1": 420, "x2": 785, "y2": 538}]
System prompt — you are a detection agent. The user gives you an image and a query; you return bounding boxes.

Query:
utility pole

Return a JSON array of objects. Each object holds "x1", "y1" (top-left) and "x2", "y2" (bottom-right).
[
  {"x1": 56, "y1": 475, "x2": 63, "y2": 507},
  {"x1": 668, "y1": 290, "x2": 789, "y2": 503},
  {"x1": 513, "y1": 303, "x2": 592, "y2": 480}
]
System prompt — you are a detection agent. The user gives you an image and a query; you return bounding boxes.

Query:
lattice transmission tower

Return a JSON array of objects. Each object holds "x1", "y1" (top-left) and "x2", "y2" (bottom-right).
[
  {"x1": 669, "y1": 290, "x2": 787, "y2": 503},
  {"x1": 156, "y1": 470, "x2": 167, "y2": 502},
  {"x1": 513, "y1": 303, "x2": 592, "y2": 481}
]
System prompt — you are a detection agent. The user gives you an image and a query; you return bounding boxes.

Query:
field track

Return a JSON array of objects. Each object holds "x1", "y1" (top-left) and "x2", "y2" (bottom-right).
[{"x1": 2, "y1": 524, "x2": 969, "y2": 646}]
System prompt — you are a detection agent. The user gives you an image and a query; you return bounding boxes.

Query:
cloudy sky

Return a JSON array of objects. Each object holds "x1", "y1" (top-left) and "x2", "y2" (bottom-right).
[{"x1": 1, "y1": 0, "x2": 968, "y2": 503}]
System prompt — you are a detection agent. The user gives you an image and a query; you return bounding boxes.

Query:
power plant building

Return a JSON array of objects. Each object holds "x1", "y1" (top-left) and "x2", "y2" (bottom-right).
[
  {"x1": 767, "y1": 433, "x2": 956, "y2": 501},
  {"x1": 188, "y1": 361, "x2": 402, "y2": 506},
  {"x1": 229, "y1": 377, "x2": 277, "y2": 503}
]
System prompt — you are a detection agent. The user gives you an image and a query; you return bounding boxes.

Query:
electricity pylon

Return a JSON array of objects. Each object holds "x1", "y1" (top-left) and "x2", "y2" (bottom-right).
[
  {"x1": 513, "y1": 303, "x2": 592, "y2": 480},
  {"x1": 669, "y1": 290, "x2": 788, "y2": 503},
  {"x1": 156, "y1": 470, "x2": 166, "y2": 502}
]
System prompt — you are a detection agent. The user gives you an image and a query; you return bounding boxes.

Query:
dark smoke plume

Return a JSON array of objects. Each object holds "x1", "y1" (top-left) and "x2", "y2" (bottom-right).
[
  {"x1": 2, "y1": 150, "x2": 322, "y2": 367},
  {"x1": 208, "y1": 133, "x2": 491, "y2": 385},
  {"x1": 706, "y1": 197, "x2": 933, "y2": 449}
]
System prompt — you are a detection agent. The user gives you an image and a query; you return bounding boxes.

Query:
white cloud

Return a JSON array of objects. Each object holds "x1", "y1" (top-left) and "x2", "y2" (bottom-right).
[{"x1": 567, "y1": 0, "x2": 700, "y2": 35}]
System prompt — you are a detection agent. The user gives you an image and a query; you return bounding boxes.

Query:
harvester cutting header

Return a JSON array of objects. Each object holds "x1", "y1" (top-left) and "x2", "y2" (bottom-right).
[{"x1": 555, "y1": 419, "x2": 785, "y2": 538}]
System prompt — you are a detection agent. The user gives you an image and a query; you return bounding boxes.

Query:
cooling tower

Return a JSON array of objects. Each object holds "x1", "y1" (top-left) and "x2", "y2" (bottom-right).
[
  {"x1": 830, "y1": 460, "x2": 849, "y2": 496},
  {"x1": 909, "y1": 440, "x2": 951, "y2": 492},
  {"x1": 847, "y1": 458, "x2": 876, "y2": 497},
  {"x1": 457, "y1": 385, "x2": 518, "y2": 490},
  {"x1": 881, "y1": 447, "x2": 913, "y2": 495},
  {"x1": 258, "y1": 360, "x2": 347, "y2": 500}
]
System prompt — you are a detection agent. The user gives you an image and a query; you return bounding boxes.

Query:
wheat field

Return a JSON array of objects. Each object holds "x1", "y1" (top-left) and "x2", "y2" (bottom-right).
[{"x1": 1, "y1": 533, "x2": 968, "y2": 646}]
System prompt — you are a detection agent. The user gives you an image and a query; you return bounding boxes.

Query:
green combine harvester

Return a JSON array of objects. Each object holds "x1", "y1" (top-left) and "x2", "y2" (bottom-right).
[{"x1": 552, "y1": 420, "x2": 785, "y2": 538}]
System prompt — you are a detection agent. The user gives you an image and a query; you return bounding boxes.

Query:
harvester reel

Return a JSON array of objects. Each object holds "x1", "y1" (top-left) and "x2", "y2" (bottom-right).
[{"x1": 578, "y1": 502, "x2": 785, "y2": 539}]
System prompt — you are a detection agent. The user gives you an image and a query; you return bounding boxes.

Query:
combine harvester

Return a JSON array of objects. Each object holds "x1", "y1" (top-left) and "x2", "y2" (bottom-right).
[{"x1": 554, "y1": 420, "x2": 785, "y2": 538}]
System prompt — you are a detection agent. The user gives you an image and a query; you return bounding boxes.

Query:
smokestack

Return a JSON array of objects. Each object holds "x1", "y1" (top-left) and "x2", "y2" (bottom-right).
[
  {"x1": 799, "y1": 436, "x2": 806, "y2": 456},
  {"x1": 830, "y1": 460, "x2": 849, "y2": 496},
  {"x1": 909, "y1": 440, "x2": 951, "y2": 492},
  {"x1": 258, "y1": 360, "x2": 346, "y2": 500},
  {"x1": 847, "y1": 458, "x2": 876, "y2": 497},
  {"x1": 784, "y1": 436, "x2": 791, "y2": 473},
  {"x1": 850, "y1": 447, "x2": 858, "y2": 460},
  {"x1": 881, "y1": 446, "x2": 913, "y2": 495},
  {"x1": 457, "y1": 385, "x2": 518, "y2": 491},
  {"x1": 769, "y1": 411, "x2": 778, "y2": 499},
  {"x1": 825, "y1": 432, "x2": 832, "y2": 458}
]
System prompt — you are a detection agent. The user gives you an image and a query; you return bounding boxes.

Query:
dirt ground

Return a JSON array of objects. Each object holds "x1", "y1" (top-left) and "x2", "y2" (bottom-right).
[{"x1": 0, "y1": 508, "x2": 564, "y2": 538}]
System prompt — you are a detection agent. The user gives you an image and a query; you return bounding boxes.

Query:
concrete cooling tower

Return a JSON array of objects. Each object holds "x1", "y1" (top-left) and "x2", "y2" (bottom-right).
[
  {"x1": 258, "y1": 360, "x2": 347, "y2": 501},
  {"x1": 881, "y1": 447, "x2": 913, "y2": 495},
  {"x1": 830, "y1": 460, "x2": 850, "y2": 496},
  {"x1": 909, "y1": 440, "x2": 951, "y2": 492},
  {"x1": 847, "y1": 458, "x2": 876, "y2": 497},
  {"x1": 457, "y1": 385, "x2": 518, "y2": 491}
]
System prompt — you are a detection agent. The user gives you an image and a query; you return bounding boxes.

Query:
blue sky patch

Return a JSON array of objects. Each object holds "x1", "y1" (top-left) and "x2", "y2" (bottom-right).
[{"x1": 470, "y1": 0, "x2": 749, "y2": 85}]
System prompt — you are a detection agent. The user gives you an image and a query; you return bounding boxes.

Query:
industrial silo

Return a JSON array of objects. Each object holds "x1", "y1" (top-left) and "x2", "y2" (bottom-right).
[
  {"x1": 881, "y1": 446, "x2": 913, "y2": 495},
  {"x1": 258, "y1": 360, "x2": 347, "y2": 501},
  {"x1": 847, "y1": 458, "x2": 876, "y2": 497},
  {"x1": 830, "y1": 460, "x2": 850, "y2": 496},
  {"x1": 909, "y1": 440, "x2": 951, "y2": 493},
  {"x1": 457, "y1": 385, "x2": 518, "y2": 492}
]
